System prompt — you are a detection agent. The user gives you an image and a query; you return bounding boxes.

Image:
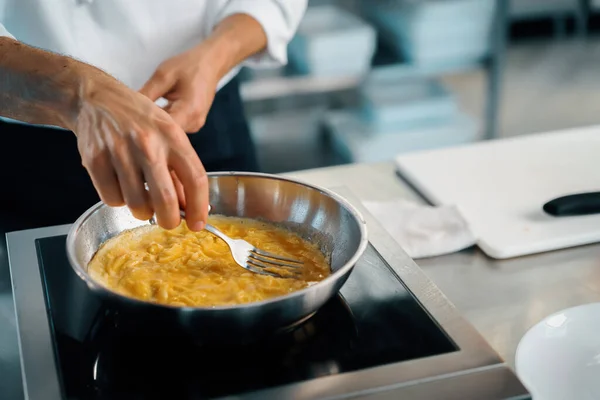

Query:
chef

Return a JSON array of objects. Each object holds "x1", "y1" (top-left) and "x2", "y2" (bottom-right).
[{"x1": 0, "y1": 0, "x2": 307, "y2": 232}]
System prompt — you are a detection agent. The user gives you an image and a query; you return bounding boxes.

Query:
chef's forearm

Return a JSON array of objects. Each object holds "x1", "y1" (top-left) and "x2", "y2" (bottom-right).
[
  {"x1": 199, "y1": 13, "x2": 268, "y2": 81},
  {"x1": 0, "y1": 36, "x2": 88, "y2": 130}
]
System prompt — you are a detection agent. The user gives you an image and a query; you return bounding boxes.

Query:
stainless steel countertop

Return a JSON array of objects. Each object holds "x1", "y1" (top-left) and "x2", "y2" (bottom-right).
[
  {"x1": 1, "y1": 160, "x2": 587, "y2": 397},
  {"x1": 285, "y1": 162, "x2": 600, "y2": 369},
  {"x1": 0, "y1": 177, "x2": 530, "y2": 400}
]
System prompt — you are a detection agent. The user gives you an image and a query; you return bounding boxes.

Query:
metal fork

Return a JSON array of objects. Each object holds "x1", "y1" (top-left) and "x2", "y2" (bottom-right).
[{"x1": 149, "y1": 210, "x2": 303, "y2": 279}]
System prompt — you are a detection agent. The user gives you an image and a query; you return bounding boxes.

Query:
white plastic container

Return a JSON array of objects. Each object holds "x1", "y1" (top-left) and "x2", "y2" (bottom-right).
[
  {"x1": 324, "y1": 109, "x2": 478, "y2": 163},
  {"x1": 359, "y1": 73, "x2": 457, "y2": 130},
  {"x1": 288, "y1": 5, "x2": 377, "y2": 76},
  {"x1": 365, "y1": 0, "x2": 495, "y2": 66}
]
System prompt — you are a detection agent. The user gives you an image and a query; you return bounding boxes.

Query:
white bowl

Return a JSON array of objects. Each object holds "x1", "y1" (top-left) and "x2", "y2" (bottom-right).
[{"x1": 515, "y1": 303, "x2": 600, "y2": 400}]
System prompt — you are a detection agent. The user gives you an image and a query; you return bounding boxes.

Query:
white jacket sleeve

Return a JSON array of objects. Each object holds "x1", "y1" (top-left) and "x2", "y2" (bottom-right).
[
  {"x1": 0, "y1": 23, "x2": 14, "y2": 39},
  {"x1": 213, "y1": 0, "x2": 307, "y2": 68}
]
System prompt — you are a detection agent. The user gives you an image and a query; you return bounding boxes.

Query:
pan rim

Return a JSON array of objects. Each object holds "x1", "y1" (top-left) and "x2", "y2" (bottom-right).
[{"x1": 65, "y1": 171, "x2": 369, "y2": 312}]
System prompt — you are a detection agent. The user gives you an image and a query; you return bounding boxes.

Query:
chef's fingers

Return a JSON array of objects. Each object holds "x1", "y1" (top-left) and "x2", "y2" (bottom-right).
[
  {"x1": 169, "y1": 146, "x2": 208, "y2": 232},
  {"x1": 90, "y1": 167, "x2": 125, "y2": 207},
  {"x1": 170, "y1": 170, "x2": 187, "y2": 209},
  {"x1": 165, "y1": 99, "x2": 206, "y2": 133},
  {"x1": 110, "y1": 149, "x2": 153, "y2": 221},
  {"x1": 143, "y1": 163, "x2": 181, "y2": 230},
  {"x1": 82, "y1": 150, "x2": 125, "y2": 207},
  {"x1": 164, "y1": 100, "x2": 188, "y2": 131},
  {"x1": 139, "y1": 68, "x2": 177, "y2": 102}
]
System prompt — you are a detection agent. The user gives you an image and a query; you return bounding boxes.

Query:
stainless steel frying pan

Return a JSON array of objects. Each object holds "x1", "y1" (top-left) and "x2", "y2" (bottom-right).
[{"x1": 66, "y1": 172, "x2": 368, "y2": 343}]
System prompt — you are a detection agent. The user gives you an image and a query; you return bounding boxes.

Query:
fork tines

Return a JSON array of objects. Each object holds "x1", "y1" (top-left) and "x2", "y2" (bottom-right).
[
  {"x1": 249, "y1": 248, "x2": 303, "y2": 269},
  {"x1": 246, "y1": 248, "x2": 303, "y2": 278}
]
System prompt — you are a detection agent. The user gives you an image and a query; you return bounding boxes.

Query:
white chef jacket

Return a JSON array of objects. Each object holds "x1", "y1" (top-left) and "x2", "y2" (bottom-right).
[{"x1": 0, "y1": 0, "x2": 307, "y2": 92}]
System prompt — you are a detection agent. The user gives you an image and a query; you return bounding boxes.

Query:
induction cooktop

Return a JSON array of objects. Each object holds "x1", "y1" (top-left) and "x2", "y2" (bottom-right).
[
  {"x1": 7, "y1": 187, "x2": 529, "y2": 400},
  {"x1": 38, "y1": 235, "x2": 456, "y2": 399}
]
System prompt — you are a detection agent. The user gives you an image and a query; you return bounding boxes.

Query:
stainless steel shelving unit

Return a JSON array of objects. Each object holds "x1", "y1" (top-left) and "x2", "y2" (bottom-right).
[{"x1": 240, "y1": 0, "x2": 510, "y2": 141}]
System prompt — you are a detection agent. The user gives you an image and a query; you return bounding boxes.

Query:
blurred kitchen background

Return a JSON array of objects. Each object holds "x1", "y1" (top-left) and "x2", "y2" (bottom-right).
[{"x1": 237, "y1": 0, "x2": 600, "y2": 173}]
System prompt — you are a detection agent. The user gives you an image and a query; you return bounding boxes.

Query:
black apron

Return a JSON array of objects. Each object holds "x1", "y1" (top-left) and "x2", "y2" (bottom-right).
[{"x1": 0, "y1": 76, "x2": 258, "y2": 232}]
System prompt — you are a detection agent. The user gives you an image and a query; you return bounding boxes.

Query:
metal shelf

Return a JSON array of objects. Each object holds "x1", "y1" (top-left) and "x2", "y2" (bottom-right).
[
  {"x1": 240, "y1": 74, "x2": 362, "y2": 102},
  {"x1": 240, "y1": 59, "x2": 486, "y2": 102},
  {"x1": 240, "y1": 0, "x2": 510, "y2": 140}
]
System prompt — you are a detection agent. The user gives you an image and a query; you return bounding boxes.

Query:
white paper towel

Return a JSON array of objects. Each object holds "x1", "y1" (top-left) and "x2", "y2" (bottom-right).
[{"x1": 362, "y1": 199, "x2": 477, "y2": 259}]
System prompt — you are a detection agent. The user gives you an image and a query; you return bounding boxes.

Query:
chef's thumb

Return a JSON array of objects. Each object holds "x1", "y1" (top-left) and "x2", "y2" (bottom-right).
[
  {"x1": 139, "y1": 70, "x2": 175, "y2": 101},
  {"x1": 165, "y1": 100, "x2": 191, "y2": 132},
  {"x1": 166, "y1": 100, "x2": 204, "y2": 134}
]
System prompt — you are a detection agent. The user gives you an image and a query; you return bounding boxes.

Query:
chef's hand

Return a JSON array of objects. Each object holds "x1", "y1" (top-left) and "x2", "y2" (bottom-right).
[
  {"x1": 139, "y1": 13, "x2": 270, "y2": 133},
  {"x1": 139, "y1": 43, "x2": 219, "y2": 133},
  {"x1": 75, "y1": 73, "x2": 209, "y2": 231},
  {"x1": 0, "y1": 36, "x2": 208, "y2": 230}
]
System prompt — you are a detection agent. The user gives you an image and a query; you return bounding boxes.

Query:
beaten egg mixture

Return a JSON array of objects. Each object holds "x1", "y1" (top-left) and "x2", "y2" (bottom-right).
[{"x1": 87, "y1": 216, "x2": 330, "y2": 307}]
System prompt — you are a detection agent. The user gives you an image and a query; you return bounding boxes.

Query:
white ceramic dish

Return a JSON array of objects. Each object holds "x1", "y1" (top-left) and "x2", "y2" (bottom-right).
[{"x1": 515, "y1": 303, "x2": 600, "y2": 400}]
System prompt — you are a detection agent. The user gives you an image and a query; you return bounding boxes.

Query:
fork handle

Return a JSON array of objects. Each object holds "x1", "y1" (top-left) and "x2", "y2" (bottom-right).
[
  {"x1": 179, "y1": 209, "x2": 232, "y2": 245},
  {"x1": 203, "y1": 224, "x2": 232, "y2": 244}
]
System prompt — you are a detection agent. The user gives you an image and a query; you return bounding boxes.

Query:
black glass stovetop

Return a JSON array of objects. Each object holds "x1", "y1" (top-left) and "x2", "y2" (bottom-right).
[{"x1": 35, "y1": 235, "x2": 457, "y2": 400}]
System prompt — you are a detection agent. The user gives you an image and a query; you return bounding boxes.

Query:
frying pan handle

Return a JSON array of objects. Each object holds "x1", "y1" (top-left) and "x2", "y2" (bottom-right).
[{"x1": 543, "y1": 192, "x2": 600, "y2": 216}]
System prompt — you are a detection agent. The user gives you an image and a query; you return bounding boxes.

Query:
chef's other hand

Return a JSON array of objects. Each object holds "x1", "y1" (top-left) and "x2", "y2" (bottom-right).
[
  {"x1": 139, "y1": 44, "x2": 219, "y2": 133},
  {"x1": 139, "y1": 13, "x2": 271, "y2": 133},
  {"x1": 75, "y1": 74, "x2": 209, "y2": 231}
]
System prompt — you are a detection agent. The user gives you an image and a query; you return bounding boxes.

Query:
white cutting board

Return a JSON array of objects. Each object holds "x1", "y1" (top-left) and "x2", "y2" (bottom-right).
[{"x1": 395, "y1": 125, "x2": 600, "y2": 259}]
